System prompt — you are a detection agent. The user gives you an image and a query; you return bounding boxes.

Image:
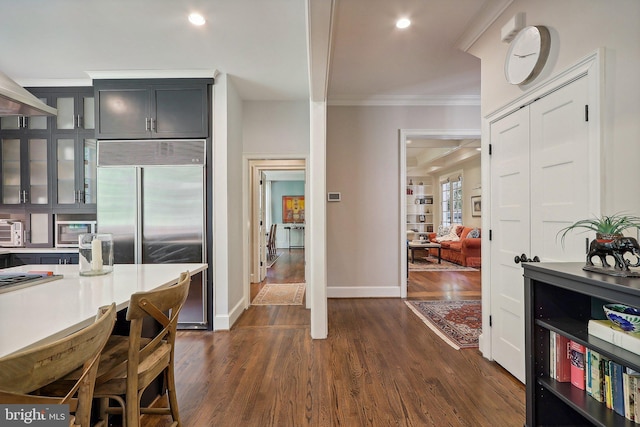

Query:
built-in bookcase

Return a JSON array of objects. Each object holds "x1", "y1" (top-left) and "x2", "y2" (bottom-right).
[{"x1": 523, "y1": 262, "x2": 640, "y2": 426}]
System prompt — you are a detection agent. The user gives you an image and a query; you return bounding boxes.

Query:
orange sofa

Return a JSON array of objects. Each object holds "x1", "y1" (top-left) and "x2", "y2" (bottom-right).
[{"x1": 427, "y1": 226, "x2": 481, "y2": 268}]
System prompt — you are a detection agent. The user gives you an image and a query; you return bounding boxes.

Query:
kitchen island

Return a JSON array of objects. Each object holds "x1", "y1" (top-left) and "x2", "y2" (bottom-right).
[{"x1": 0, "y1": 263, "x2": 207, "y2": 357}]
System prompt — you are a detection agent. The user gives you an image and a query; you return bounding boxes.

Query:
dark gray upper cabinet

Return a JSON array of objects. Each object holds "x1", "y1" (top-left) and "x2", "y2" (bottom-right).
[{"x1": 94, "y1": 79, "x2": 212, "y2": 139}]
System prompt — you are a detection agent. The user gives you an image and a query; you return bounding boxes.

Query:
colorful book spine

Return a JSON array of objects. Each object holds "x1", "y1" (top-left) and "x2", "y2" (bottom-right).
[
  {"x1": 555, "y1": 334, "x2": 571, "y2": 382},
  {"x1": 570, "y1": 340, "x2": 586, "y2": 390},
  {"x1": 604, "y1": 358, "x2": 612, "y2": 409},
  {"x1": 611, "y1": 361, "x2": 625, "y2": 416},
  {"x1": 550, "y1": 331, "x2": 556, "y2": 379},
  {"x1": 588, "y1": 349, "x2": 604, "y2": 403},
  {"x1": 586, "y1": 348, "x2": 592, "y2": 395}
]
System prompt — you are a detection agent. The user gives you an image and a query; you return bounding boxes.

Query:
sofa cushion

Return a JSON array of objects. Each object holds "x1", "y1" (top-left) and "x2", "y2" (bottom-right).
[{"x1": 448, "y1": 242, "x2": 462, "y2": 251}]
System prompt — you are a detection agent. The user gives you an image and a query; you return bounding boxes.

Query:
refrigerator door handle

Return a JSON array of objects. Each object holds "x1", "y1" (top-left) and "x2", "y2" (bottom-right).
[{"x1": 134, "y1": 167, "x2": 143, "y2": 264}]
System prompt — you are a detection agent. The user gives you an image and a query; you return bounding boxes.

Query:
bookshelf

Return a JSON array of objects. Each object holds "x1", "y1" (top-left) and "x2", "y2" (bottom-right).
[
  {"x1": 523, "y1": 262, "x2": 640, "y2": 426},
  {"x1": 406, "y1": 177, "x2": 434, "y2": 240}
]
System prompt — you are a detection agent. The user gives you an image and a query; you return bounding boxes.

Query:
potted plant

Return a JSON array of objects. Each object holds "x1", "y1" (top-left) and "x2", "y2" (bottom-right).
[{"x1": 558, "y1": 213, "x2": 640, "y2": 244}]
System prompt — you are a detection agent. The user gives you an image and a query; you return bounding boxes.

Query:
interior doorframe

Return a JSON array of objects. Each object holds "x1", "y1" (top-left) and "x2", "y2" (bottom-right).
[
  {"x1": 399, "y1": 129, "x2": 481, "y2": 298},
  {"x1": 244, "y1": 156, "x2": 307, "y2": 308}
]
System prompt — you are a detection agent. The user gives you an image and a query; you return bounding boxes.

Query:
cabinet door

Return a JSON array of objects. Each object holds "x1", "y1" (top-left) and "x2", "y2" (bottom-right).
[
  {"x1": 11, "y1": 253, "x2": 39, "y2": 266},
  {"x1": 54, "y1": 137, "x2": 77, "y2": 205},
  {"x1": 39, "y1": 253, "x2": 78, "y2": 265},
  {"x1": 153, "y1": 85, "x2": 208, "y2": 138},
  {"x1": 0, "y1": 137, "x2": 49, "y2": 207},
  {"x1": 53, "y1": 91, "x2": 95, "y2": 133},
  {"x1": 1, "y1": 137, "x2": 22, "y2": 205},
  {"x1": 96, "y1": 88, "x2": 150, "y2": 138},
  {"x1": 25, "y1": 212, "x2": 52, "y2": 248}
]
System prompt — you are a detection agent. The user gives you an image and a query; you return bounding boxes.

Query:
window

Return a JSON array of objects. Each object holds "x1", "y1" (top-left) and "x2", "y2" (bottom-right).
[{"x1": 441, "y1": 175, "x2": 462, "y2": 226}]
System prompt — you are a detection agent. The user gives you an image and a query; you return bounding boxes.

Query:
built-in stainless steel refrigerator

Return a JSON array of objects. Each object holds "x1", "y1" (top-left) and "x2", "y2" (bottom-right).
[{"x1": 96, "y1": 139, "x2": 207, "y2": 329}]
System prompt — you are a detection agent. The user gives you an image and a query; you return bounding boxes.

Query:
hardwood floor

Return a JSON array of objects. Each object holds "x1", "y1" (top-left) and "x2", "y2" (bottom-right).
[
  {"x1": 142, "y1": 261, "x2": 525, "y2": 426},
  {"x1": 251, "y1": 248, "x2": 305, "y2": 301}
]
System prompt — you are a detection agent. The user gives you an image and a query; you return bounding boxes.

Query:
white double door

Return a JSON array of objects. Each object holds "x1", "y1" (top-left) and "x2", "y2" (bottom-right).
[{"x1": 489, "y1": 76, "x2": 597, "y2": 382}]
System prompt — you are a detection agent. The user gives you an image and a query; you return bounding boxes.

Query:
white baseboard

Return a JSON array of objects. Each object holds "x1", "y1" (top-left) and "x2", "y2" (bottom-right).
[
  {"x1": 327, "y1": 286, "x2": 401, "y2": 298},
  {"x1": 213, "y1": 298, "x2": 246, "y2": 331}
]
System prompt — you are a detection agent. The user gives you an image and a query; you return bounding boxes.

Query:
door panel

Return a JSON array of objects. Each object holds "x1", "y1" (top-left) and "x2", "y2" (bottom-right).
[
  {"x1": 530, "y1": 77, "x2": 591, "y2": 261},
  {"x1": 97, "y1": 167, "x2": 137, "y2": 263},
  {"x1": 490, "y1": 107, "x2": 530, "y2": 383},
  {"x1": 141, "y1": 166, "x2": 204, "y2": 264},
  {"x1": 490, "y1": 76, "x2": 593, "y2": 383}
]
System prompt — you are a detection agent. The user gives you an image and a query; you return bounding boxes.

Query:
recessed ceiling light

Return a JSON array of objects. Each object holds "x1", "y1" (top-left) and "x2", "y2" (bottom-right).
[
  {"x1": 188, "y1": 13, "x2": 206, "y2": 26},
  {"x1": 396, "y1": 18, "x2": 411, "y2": 29}
]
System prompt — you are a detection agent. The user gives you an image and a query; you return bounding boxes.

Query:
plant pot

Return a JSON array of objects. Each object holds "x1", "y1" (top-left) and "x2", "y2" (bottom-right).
[{"x1": 595, "y1": 233, "x2": 623, "y2": 243}]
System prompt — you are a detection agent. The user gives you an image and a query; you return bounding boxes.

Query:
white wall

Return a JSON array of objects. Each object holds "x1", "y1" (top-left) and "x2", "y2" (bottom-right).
[
  {"x1": 243, "y1": 100, "x2": 310, "y2": 155},
  {"x1": 326, "y1": 105, "x2": 480, "y2": 297},
  {"x1": 468, "y1": 0, "x2": 640, "y2": 215},
  {"x1": 213, "y1": 74, "x2": 245, "y2": 330}
]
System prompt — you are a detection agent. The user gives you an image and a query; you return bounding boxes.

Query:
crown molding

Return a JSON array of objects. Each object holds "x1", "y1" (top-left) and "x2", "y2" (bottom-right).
[
  {"x1": 327, "y1": 95, "x2": 480, "y2": 107},
  {"x1": 85, "y1": 69, "x2": 218, "y2": 80},
  {"x1": 455, "y1": 0, "x2": 514, "y2": 52}
]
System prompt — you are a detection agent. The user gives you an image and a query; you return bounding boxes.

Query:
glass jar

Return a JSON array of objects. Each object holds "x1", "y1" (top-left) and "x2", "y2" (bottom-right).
[{"x1": 78, "y1": 233, "x2": 113, "y2": 276}]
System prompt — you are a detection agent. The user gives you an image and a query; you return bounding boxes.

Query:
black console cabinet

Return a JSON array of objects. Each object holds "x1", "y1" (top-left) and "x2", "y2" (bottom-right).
[
  {"x1": 523, "y1": 262, "x2": 640, "y2": 426},
  {"x1": 94, "y1": 79, "x2": 212, "y2": 139}
]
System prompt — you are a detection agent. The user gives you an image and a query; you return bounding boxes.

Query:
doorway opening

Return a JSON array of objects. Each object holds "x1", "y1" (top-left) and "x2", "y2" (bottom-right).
[
  {"x1": 248, "y1": 159, "x2": 306, "y2": 305},
  {"x1": 399, "y1": 129, "x2": 481, "y2": 299}
]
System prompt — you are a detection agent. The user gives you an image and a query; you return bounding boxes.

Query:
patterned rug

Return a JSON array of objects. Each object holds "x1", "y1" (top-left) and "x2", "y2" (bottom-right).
[
  {"x1": 409, "y1": 256, "x2": 478, "y2": 272},
  {"x1": 405, "y1": 300, "x2": 481, "y2": 349},
  {"x1": 252, "y1": 283, "x2": 305, "y2": 305}
]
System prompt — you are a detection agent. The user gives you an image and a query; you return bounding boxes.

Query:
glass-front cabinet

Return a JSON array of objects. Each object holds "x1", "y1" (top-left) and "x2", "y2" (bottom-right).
[
  {"x1": 53, "y1": 136, "x2": 97, "y2": 208},
  {"x1": 52, "y1": 92, "x2": 95, "y2": 133},
  {"x1": 0, "y1": 136, "x2": 50, "y2": 206},
  {"x1": 49, "y1": 87, "x2": 96, "y2": 211}
]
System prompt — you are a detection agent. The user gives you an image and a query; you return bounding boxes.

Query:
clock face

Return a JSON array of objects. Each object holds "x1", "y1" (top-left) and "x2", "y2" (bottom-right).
[{"x1": 505, "y1": 26, "x2": 550, "y2": 85}]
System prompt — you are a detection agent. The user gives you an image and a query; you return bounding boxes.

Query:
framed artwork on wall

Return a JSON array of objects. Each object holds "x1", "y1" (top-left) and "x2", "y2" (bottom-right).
[
  {"x1": 471, "y1": 195, "x2": 481, "y2": 217},
  {"x1": 282, "y1": 195, "x2": 305, "y2": 223}
]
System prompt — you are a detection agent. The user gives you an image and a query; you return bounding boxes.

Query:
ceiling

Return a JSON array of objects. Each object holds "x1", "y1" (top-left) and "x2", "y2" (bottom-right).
[
  {"x1": 0, "y1": 0, "x2": 507, "y2": 172},
  {"x1": 0, "y1": 0, "x2": 510, "y2": 102}
]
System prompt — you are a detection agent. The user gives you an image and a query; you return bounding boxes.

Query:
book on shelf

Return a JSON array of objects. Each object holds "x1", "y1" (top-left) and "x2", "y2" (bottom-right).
[
  {"x1": 622, "y1": 370, "x2": 640, "y2": 422},
  {"x1": 611, "y1": 361, "x2": 625, "y2": 416},
  {"x1": 587, "y1": 348, "x2": 604, "y2": 403},
  {"x1": 550, "y1": 331, "x2": 556, "y2": 379},
  {"x1": 570, "y1": 341, "x2": 586, "y2": 390},
  {"x1": 588, "y1": 319, "x2": 640, "y2": 354},
  {"x1": 604, "y1": 358, "x2": 613, "y2": 409},
  {"x1": 555, "y1": 333, "x2": 571, "y2": 382}
]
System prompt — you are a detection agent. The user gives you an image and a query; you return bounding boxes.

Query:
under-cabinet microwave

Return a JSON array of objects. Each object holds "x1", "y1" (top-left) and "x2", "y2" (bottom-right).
[
  {"x1": 55, "y1": 221, "x2": 97, "y2": 247},
  {"x1": 0, "y1": 220, "x2": 23, "y2": 247}
]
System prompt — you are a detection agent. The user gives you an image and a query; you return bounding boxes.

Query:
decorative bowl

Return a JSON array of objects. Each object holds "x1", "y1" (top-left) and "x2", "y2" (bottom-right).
[{"x1": 603, "y1": 304, "x2": 640, "y2": 333}]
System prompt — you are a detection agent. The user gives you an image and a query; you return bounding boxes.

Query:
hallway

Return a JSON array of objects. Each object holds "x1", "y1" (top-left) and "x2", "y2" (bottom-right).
[{"x1": 251, "y1": 248, "x2": 305, "y2": 301}]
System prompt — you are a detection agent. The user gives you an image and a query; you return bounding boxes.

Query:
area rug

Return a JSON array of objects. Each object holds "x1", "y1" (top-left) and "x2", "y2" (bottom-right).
[
  {"x1": 252, "y1": 283, "x2": 305, "y2": 305},
  {"x1": 405, "y1": 300, "x2": 481, "y2": 350},
  {"x1": 409, "y1": 256, "x2": 478, "y2": 272},
  {"x1": 266, "y1": 252, "x2": 282, "y2": 268}
]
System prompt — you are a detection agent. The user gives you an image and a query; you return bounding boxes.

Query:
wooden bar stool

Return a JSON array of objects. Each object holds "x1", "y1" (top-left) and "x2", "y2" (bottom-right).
[{"x1": 0, "y1": 303, "x2": 117, "y2": 427}]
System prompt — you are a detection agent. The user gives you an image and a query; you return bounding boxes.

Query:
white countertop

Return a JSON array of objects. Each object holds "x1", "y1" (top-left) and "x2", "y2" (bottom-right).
[
  {"x1": 0, "y1": 247, "x2": 79, "y2": 255},
  {"x1": 0, "y1": 263, "x2": 207, "y2": 357}
]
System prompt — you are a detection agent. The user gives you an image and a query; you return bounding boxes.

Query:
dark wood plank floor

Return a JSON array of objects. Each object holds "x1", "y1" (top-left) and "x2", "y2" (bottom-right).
[{"x1": 142, "y1": 261, "x2": 525, "y2": 426}]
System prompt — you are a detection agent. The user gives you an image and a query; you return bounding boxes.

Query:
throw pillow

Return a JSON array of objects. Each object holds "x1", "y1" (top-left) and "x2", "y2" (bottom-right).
[
  {"x1": 437, "y1": 225, "x2": 461, "y2": 242},
  {"x1": 468, "y1": 228, "x2": 480, "y2": 238},
  {"x1": 436, "y1": 225, "x2": 450, "y2": 237}
]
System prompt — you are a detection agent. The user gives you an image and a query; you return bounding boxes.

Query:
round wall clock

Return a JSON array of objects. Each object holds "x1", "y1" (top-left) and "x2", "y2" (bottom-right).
[{"x1": 504, "y1": 25, "x2": 551, "y2": 85}]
